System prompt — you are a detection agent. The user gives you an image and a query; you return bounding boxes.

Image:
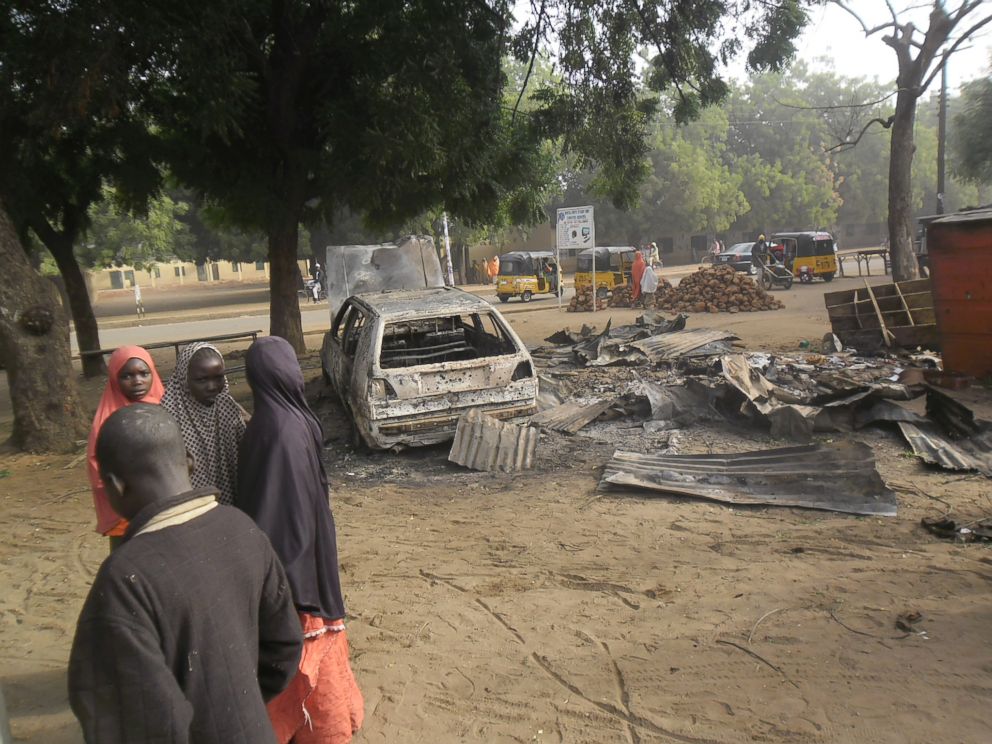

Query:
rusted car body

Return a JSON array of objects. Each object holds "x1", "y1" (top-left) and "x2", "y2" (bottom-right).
[{"x1": 323, "y1": 286, "x2": 538, "y2": 449}]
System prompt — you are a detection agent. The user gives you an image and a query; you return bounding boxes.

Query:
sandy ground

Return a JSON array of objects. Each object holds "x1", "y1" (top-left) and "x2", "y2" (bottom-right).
[{"x1": 2, "y1": 271, "x2": 991, "y2": 743}]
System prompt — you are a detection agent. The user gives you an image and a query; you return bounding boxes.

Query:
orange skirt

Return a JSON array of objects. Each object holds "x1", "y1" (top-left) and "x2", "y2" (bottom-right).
[{"x1": 267, "y1": 613, "x2": 364, "y2": 744}]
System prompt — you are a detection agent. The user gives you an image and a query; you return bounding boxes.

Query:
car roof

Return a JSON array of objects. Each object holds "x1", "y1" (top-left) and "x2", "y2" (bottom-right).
[
  {"x1": 347, "y1": 286, "x2": 497, "y2": 319},
  {"x1": 499, "y1": 250, "x2": 554, "y2": 260},
  {"x1": 578, "y1": 246, "x2": 636, "y2": 256},
  {"x1": 771, "y1": 231, "x2": 834, "y2": 240}
]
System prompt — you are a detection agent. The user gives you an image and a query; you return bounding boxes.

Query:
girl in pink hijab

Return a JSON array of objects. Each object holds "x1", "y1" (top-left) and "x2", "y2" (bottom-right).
[{"x1": 86, "y1": 346, "x2": 165, "y2": 546}]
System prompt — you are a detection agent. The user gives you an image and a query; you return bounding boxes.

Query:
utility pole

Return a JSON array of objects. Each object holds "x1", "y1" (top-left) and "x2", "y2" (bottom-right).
[
  {"x1": 442, "y1": 212, "x2": 454, "y2": 286},
  {"x1": 936, "y1": 64, "x2": 947, "y2": 215}
]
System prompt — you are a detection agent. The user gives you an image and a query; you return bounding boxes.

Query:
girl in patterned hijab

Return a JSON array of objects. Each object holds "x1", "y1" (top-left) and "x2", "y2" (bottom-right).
[{"x1": 162, "y1": 343, "x2": 247, "y2": 505}]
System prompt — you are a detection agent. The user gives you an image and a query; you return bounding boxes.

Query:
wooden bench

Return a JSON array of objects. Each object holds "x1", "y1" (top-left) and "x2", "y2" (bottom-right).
[{"x1": 77, "y1": 330, "x2": 263, "y2": 362}]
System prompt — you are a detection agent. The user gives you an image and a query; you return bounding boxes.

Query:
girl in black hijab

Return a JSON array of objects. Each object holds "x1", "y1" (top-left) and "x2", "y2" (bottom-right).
[{"x1": 237, "y1": 337, "x2": 363, "y2": 744}]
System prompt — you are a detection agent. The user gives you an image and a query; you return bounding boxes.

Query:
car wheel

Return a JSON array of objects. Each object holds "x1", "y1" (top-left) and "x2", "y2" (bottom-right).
[
  {"x1": 783, "y1": 276, "x2": 794, "y2": 290},
  {"x1": 821, "y1": 272, "x2": 835, "y2": 282},
  {"x1": 596, "y1": 287, "x2": 608, "y2": 300},
  {"x1": 498, "y1": 294, "x2": 510, "y2": 303},
  {"x1": 522, "y1": 290, "x2": 533, "y2": 302}
]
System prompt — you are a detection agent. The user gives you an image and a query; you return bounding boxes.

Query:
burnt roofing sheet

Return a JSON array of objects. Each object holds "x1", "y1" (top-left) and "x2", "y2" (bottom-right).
[{"x1": 600, "y1": 441, "x2": 897, "y2": 516}]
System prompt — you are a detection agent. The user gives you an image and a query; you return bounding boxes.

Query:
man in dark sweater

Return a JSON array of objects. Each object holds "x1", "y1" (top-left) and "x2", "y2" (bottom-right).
[{"x1": 68, "y1": 404, "x2": 303, "y2": 743}]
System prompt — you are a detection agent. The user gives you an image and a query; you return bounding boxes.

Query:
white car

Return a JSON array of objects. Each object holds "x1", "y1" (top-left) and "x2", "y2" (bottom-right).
[{"x1": 322, "y1": 287, "x2": 538, "y2": 450}]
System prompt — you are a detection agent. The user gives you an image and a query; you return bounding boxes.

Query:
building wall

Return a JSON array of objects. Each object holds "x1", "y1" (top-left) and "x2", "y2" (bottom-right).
[{"x1": 87, "y1": 259, "x2": 310, "y2": 291}]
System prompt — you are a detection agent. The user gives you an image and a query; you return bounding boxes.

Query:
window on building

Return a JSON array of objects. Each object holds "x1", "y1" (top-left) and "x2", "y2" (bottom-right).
[
  {"x1": 255, "y1": 261, "x2": 266, "y2": 271},
  {"x1": 174, "y1": 266, "x2": 185, "y2": 277},
  {"x1": 231, "y1": 261, "x2": 240, "y2": 272},
  {"x1": 153, "y1": 267, "x2": 161, "y2": 279},
  {"x1": 124, "y1": 270, "x2": 135, "y2": 286}
]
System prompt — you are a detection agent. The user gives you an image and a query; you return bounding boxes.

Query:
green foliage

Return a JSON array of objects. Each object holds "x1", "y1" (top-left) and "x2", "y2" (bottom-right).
[
  {"x1": 0, "y1": 0, "x2": 162, "y2": 242},
  {"x1": 951, "y1": 74, "x2": 992, "y2": 186},
  {"x1": 78, "y1": 187, "x2": 193, "y2": 270}
]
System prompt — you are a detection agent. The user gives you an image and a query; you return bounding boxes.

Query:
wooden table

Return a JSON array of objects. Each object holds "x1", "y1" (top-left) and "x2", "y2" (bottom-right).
[{"x1": 838, "y1": 248, "x2": 890, "y2": 277}]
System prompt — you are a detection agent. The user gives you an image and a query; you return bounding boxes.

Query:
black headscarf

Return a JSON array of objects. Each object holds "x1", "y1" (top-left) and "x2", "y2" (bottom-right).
[{"x1": 236, "y1": 337, "x2": 345, "y2": 621}]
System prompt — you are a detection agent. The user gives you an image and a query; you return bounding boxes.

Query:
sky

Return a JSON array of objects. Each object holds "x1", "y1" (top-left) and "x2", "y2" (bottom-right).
[{"x1": 794, "y1": 1, "x2": 992, "y2": 91}]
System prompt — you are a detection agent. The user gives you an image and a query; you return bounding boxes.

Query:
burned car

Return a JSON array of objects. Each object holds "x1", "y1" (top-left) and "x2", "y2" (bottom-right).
[{"x1": 323, "y1": 287, "x2": 538, "y2": 449}]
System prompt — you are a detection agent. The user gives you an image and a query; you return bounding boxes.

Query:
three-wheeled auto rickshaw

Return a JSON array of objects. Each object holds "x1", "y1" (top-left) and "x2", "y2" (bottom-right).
[
  {"x1": 495, "y1": 251, "x2": 562, "y2": 302},
  {"x1": 769, "y1": 231, "x2": 838, "y2": 282},
  {"x1": 574, "y1": 246, "x2": 638, "y2": 299}
]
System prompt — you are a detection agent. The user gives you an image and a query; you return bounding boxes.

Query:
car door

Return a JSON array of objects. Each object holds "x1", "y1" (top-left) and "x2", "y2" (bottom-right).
[
  {"x1": 338, "y1": 304, "x2": 369, "y2": 410},
  {"x1": 328, "y1": 302, "x2": 356, "y2": 396}
]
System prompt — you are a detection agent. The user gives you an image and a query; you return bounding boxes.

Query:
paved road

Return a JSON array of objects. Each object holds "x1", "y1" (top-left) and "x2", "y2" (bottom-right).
[
  {"x1": 74, "y1": 288, "x2": 578, "y2": 353},
  {"x1": 94, "y1": 282, "x2": 272, "y2": 318}
]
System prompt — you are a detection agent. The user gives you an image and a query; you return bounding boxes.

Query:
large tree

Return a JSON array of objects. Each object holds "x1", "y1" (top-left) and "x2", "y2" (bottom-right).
[
  {"x1": 0, "y1": 199, "x2": 87, "y2": 452},
  {"x1": 0, "y1": 0, "x2": 162, "y2": 377},
  {"x1": 139, "y1": 0, "x2": 806, "y2": 353},
  {"x1": 833, "y1": 0, "x2": 992, "y2": 281}
]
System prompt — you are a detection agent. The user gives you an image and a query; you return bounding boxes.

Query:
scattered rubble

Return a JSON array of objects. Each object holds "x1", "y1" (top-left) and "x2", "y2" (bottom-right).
[
  {"x1": 657, "y1": 264, "x2": 784, "y2": 313},
  {"x1": 921, "y1": 516, "x2": 992, "y2": 542},
  {"x1": 897, "y1": 388, "x2": 992, "y2": 476},
  {"x1": 533, "y1": 315, "x2": 737, "y2": 368},
  {"x1": 530, "y1": 399, "x2": 615, "y2": 434}
]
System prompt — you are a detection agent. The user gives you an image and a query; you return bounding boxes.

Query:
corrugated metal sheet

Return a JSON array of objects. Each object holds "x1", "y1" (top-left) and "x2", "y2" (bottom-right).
[
  {"x1": 897, "y1": 422, "x2": 992, "y2": 476},
  {"x1": 448, "y1": 408, "x2": 538, "y2": 472},
  {"x1": 529, "y1": 399, "x2": 614, "y2": 434},
  {"x1": 630, "y1": 329, "x2": 738, "y2": 361},
  {"x1": 599, "y1": 441, "x2": 897, "y2": 516}
]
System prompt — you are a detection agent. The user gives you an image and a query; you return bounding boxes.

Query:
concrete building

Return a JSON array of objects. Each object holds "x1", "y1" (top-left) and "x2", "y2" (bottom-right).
[{"x1": 88, "y1": 259, "x2": 311, "y2": 291}]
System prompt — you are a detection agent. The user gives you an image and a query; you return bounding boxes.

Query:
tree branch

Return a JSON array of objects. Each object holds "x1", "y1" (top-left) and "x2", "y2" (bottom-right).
[
  {"x1": 633, "y1": 1, "x2": 690, "y2": 111},
  {"x1": 774, "y1": 91, "x2": 896, "y2": 111},
  {"x1": 826, "y1": 115, "x2": 895, "y2": 152},
  {"x1": 884, "y1": 0, "x2": 899, "y2": 26},
  {"x1": 920, "y1": 12, "x2": 992, "y2": 91},
  {"x1": 832, "y1": 0, "x2": 894, "y2": 36},
  {"x1": 511, "y1": 0, "x2": 546, "y2": 126}
]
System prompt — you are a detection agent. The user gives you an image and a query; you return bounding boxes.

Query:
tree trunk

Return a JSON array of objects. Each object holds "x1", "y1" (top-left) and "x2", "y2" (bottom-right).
[
  {"x1": 0, "y1": 200, "x2": 88, "y2": 452},
  {"x1": 888, "y1": 89, "x2": 921, "y2": 283},
  {"x1": 45, "y1": 233, "x2": 105, "y2": 377},
  {"x1": 268, "y1": 220, "x2": 306, "y2": 355}
]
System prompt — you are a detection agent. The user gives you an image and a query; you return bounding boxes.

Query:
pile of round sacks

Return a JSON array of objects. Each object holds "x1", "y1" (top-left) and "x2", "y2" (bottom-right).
[
  {"x1": 568, "y1": 284, "x2": 607, "y2": 312},
  {"x1": 656, "y1": 264, "x2": 784, "y2": 313}
]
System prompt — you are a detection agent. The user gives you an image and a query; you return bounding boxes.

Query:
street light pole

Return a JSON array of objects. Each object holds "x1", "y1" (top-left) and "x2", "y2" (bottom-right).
[{"x1": 936, "y1": 64, "x2": 947, "y2": 215}]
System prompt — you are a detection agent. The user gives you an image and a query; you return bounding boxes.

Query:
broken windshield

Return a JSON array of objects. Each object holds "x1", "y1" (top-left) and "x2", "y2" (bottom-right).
[{"x1": 378, "y1": 312, "x2": 518, "y2": 369}]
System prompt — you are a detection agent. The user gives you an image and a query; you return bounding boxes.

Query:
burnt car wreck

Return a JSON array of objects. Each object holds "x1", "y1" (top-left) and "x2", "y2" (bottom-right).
[{"x1": 321, "y1": 239, "x2": 537, "y2": 450}]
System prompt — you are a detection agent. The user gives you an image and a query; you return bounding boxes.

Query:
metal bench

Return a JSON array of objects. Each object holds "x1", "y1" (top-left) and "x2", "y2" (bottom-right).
[{"x1": 77, "y1": 330, "x2": 263, "y2": 362}]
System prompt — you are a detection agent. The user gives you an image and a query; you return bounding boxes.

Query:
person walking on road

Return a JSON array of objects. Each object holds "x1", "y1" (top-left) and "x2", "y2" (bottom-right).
[
  {"x1": 134, "y1": 281, "x2": 145, "y2": 320},
  {"x1": 751, "y1": 234, "x2": 769, "y2": 283},
  {"x1": 631, "y1": 251, "x2": 646, "y2": 303}
]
